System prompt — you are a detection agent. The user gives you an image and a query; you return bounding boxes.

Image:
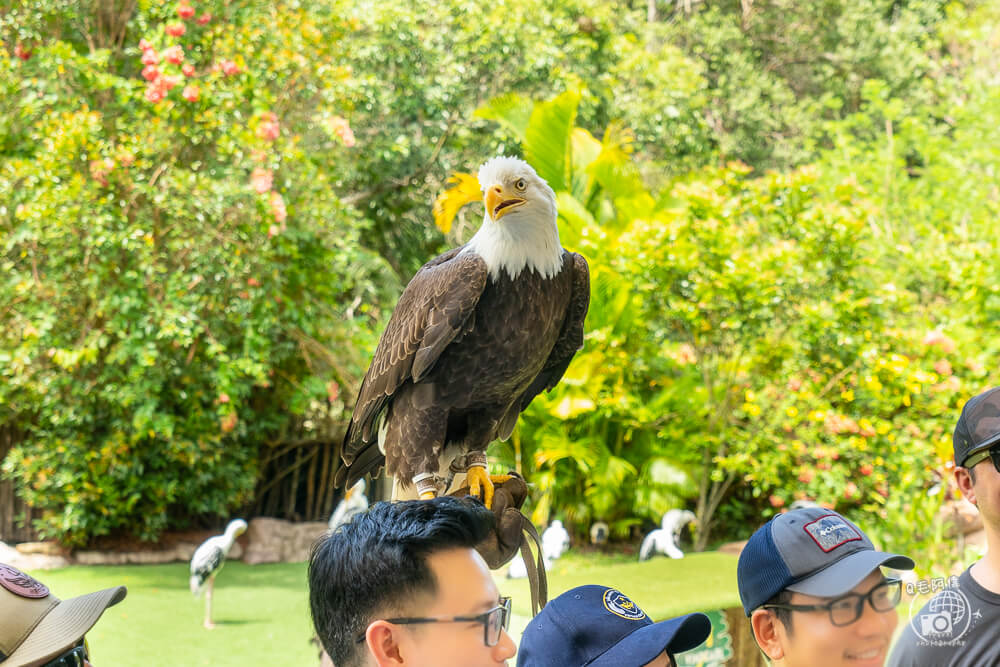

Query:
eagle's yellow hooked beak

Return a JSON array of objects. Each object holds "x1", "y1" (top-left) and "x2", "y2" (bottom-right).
[{"x1": 485, "y1": 185, "x2": 526, "y2": 222}]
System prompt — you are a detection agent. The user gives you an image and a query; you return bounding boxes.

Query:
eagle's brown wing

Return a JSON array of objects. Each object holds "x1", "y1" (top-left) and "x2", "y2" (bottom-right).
[
  {"x1": 338, "y1": 247, "x2": 488, "y2": 482},
  {"x1": 501, "y1": 251, "x2": 590, "y2": 438}
]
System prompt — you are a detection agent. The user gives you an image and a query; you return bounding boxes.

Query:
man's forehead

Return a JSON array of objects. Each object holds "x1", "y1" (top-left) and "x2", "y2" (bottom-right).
[{"x1": 428, "y1": 547, "x2": 499, "y2": 607}]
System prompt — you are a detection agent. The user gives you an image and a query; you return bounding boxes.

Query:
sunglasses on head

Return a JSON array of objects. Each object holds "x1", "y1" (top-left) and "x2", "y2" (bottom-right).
[
  {"x1": 964, "y1": 445, "x2": 1000, "y2": 473},
  {"x1": 42, "y1": 638, "x2": 88, "y2": 667}
]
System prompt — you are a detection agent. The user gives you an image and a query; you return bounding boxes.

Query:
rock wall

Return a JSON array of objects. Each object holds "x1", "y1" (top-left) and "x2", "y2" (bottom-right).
[{"x1": 0, "y1": 517, "x2": 330, "y2": 570}]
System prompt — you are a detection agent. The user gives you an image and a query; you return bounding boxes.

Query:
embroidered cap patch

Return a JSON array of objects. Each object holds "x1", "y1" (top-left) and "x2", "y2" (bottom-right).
[
  {"x1": 803, "y1": 514, "x2": 862, "y2": 552},
  {"x1": 0, "y1": 563, "x2": 49, "y2": 598},
  {"x1": 603, "y1": 589, "x2": 646, "y2": 621}
]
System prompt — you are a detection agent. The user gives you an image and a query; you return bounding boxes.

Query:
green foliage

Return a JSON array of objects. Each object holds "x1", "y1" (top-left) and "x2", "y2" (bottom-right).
[
  {"x1": 480, "y1": 77, "x2": 999, "y2": 560},
  {"x1": 0, "y1": 1, "x2": 382, "y2": 545}
]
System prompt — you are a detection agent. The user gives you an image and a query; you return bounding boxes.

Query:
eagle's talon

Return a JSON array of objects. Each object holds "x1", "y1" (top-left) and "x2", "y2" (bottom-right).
[{"x1": 466, "y1": 466, "x2": 494, "y2": 508}]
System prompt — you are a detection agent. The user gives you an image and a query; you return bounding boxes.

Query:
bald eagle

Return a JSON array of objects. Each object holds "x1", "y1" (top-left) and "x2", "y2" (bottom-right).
[{"x1": 336, "y1": 156, "x2": 590, "y2": 507}]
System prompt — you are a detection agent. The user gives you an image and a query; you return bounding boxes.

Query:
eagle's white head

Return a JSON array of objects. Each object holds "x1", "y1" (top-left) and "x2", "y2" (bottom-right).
[{"x1": 464, "y1": 156, "x2": 562, "y2": 280}]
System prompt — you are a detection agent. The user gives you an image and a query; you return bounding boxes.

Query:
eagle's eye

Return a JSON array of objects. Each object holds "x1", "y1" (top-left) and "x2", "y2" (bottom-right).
[{"x1": 514, "y1": 178, "x2": 527, "y2": 192}]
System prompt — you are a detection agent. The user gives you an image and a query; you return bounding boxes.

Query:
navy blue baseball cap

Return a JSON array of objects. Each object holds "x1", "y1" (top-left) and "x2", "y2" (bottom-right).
[
  {"x1": 953, "y1": 386, "x2": 1000, "y2": 467},
  {"x1": 737, "y1": 508, "x2": 914, "y2": 616},
  {"x1": 517, "y1": 585, "x2": 711, "y2": 667}
]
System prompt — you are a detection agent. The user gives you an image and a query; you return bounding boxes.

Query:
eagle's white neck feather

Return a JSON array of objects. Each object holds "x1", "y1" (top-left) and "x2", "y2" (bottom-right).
[
  {"x1": 465, "y1": 211, "x2": 562, "y2": 281},
  {"x1": 463, "y1": 156, "x2": 563, "y2": 281}
]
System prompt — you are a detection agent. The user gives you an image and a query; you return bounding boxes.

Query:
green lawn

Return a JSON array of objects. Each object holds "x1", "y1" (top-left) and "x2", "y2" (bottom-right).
[
  {"x1": 28, "y1": 550, "x2": 739, "y2": 666},
  {"x1": 499, "y1": 550, "x2": 740, "y2": 619}
]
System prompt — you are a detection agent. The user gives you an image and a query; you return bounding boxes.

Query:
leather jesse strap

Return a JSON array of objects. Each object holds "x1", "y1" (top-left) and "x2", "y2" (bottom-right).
[{"x1": 449, "y1": 472, "x2": 548, "y2": 615}]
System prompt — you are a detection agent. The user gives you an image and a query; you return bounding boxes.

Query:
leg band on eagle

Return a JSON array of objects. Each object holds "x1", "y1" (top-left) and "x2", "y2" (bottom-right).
[{"x1": 413, "y1": 472, "x2": 444, "y2": 500}]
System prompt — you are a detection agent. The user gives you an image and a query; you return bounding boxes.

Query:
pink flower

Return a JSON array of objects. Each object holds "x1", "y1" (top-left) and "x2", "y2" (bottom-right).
[
  {"x1": 340, "y1": 126, "x2": 356, "y2": 147},
  {"x1": 182, "y1": 64, "x2": 195, "y2": 77},
  {"x1": 786, "y1": 377, "x2": 802, "y2": 392},
  {"x1": 327, "y1": 381, "x2": 339, "y2": 403},
  {"x1": 250, "y1": 168, "x2": 273, "y2": 194},
  {"x1": 163, "y1": 45, "x2": 184, "y2": 65},
  {"x1": 177, "y1": 3, "x2": 195, "y2": 19},
  {"x1": 769, "y1": 495, "x2": 785, "y2": 508},
  {"x1": 328, "y1": 115, "x2": 357, "y2": 146},
  {"x1": 165, "y1": 22, "x2": 186, "y2": 37},
  {"x1": 145, "y1": 84, "x2": 165, "y2": 103},
  {"x1": 247, "y1": 277, "x2": 261, "y2": 287},
  {"x1": 141, "y1": 49, "x2": 160, "y2": 65},
  {"x1": 89, "y1": 158, "x2": 115, "y2": 186},
  {"x1": 269, "y1": 191, "x2": 287, "y2": 223},
  {"x1": 256, "y1": 112, "x2": 280, "y2": 141},
  {"x1": 139, "y1": 38, "x2": 154, "y2": 51},
  {"x1": 859, "y1": 464, "x2": 874, "y2": 476},
  {"x1": 182, "y1": 85, "x2": 199, "y2": 102},
  {"x1": 922, "y1": 329, "x2": 956, "y2": 354},
  {"x1": 268, "y1": 224, "x2": 280, "y2": 238},
  {"x1": 844, "y1": 482, "x2": 859, "y2": 498},
  {"x1": 220, "y1": 59, "x2": 241, "y2": 76},
  {"x1": 141, "y1": 65, "x2": 160, "y2": 81},
  {"x1": 934, "y1": 359, "x2": 953, "y2": 377},
  {"x1": 220, "y1": 412, "x2": 238, "y2": 433},
  {"x1": 217, "y1": 393, "x2": 231, "y2": 404},
  {"x1": 160, "y1": 74, "x2": 181, "y2": 91},
  {"x1": 797, "y1": 469, "x2": 815, "y2": 484},
  {"x1": 197, "y1": 13, "x2": 212, "y2": 25}
]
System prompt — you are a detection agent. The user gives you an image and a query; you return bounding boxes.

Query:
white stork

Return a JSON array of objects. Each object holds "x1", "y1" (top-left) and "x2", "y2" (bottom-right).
[
  {"x1": 639, "y1": 509, "x2": 696, "y2": 561},
  {"x1": 541, "y1": 519, "x2": 570, "y2": 561},
  {"x1": 328, "y1": 479, "x2": 369, "y2": 532},
  {"x1": 190, "y1": 518, "x2": 247, "y2": 629},
  {"x1": 506, "y1": 552, "x2": 552, "y2": 580}
]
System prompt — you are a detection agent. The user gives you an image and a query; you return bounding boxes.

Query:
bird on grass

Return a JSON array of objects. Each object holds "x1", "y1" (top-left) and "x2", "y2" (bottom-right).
[
  {"x1": 190, "y1": 518, "x2": 247, "y2": 629},
  {"x1": 328, "y1": 478, "x2": 368, "y2": 532},
  {"x1": 337, "y1": 156, "x2": 590, "y2": 508},
  {"x1": 639, "y1": 510, "x2": 696, "y2": 561}
]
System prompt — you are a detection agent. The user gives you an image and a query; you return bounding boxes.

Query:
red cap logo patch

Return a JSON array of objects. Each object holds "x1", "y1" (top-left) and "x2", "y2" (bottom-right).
[{"x1": 0, "y1": 564, "x2": 50, "y2": 598}]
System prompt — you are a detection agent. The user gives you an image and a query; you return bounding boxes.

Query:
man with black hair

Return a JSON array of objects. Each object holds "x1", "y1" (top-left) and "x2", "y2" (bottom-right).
[
  {"x1": 309, "y1": 495, "x2": 517, "y2": 667},
  {"x1": 887, "y1": 386, "x2": 1000, "y2": 666},
  {"x1": 737, "y1": 507, "x2": 914, "y2": 666}
]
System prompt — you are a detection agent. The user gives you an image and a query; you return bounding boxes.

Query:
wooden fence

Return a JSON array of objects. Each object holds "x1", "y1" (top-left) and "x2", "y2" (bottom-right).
[
  {"x1": 0, "y1": 426, "x2": 42, "y2": 543},
  {"x1": 0, "y1": 428, "x2": 384, "y2": 543}
]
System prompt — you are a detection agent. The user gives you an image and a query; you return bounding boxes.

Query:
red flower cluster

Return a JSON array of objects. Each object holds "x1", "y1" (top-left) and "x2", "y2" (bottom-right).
[
  {"x1": 328, "y1": 115, "x2": 357, "y2": 147},
  {"x1": 250, "y1": 168, "x2": 273, "y2": 194},
  {"x1": 177, "y1": 2, "x2": 195, "y2": 19},
  {"x1": 257, "y1": 112, "x2": 280, "y2": 141},
  {"x1": 14, "y1": 44, "x2": 32, "y2": 61},
  {"x1": 220, "y1": 59, "x2": 241, "y2": 76}
]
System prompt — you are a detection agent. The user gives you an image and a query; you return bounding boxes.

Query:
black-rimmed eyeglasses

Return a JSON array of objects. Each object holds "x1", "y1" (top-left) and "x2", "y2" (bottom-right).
[
  {"x1": 42, "y1": 639, "x2": 88, "y2": 667},
  {"x1": 964, "y1": 445, "x2": 1000, "y2": 474},
  {"x1": 355, "y1": 597, "x2": 512, "y2": 647},
  {"x1": 762, "y1": 578, "x2": 902, "y2": 627}
]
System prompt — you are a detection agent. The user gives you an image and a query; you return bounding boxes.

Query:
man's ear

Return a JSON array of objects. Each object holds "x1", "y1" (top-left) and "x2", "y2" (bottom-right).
[
  {"x1": 750, "y1": 609, "x2": 785, "y2": 661},
  {"x1": 955, "y1": 467, "x2": 977, "y2": 506},
  {"x1": 366, "y1": 621, "x2": 404, "y2": 666}
]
